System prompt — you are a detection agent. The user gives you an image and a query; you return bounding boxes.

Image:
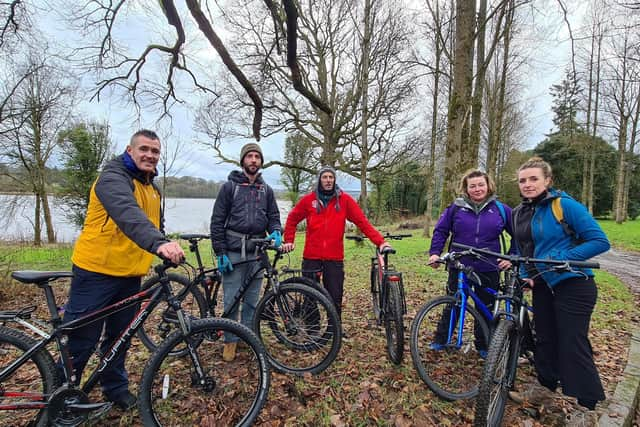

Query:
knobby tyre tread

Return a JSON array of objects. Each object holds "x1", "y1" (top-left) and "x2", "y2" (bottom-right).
[
  {"x1": 474, "y1": 319, "x2": 518, "y2": 427},
  {"x1": 137, "y1": 272, "x2": 207, "y2": 357},
  {"x1": 409, "y1": 295, "x2": 490, "y2": 401},
  {"x1": 254, "y1": 283, "x2": 342, "y2": 375},
  {"x1": 280, "y1": 276, "x2": 332, "y2": 306},
  {"x1": 139, "y1": 318, "x2": 270, "y2": 427},
  {"x1": 370, "y1": 264, "x2": 381, "y2": 321},
  {"x1": 384, "y1": 281, "x2": 404, "y2": 364},
  {"x1": 0, "y1": 326, "x2": 61, "y2": 427}
]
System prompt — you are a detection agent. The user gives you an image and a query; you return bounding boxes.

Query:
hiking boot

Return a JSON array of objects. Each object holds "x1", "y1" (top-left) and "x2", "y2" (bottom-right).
[
  {"x1": 109, "y1": 390, "x2": 137, "y2": 411},
  {"x1": 508, "y1": 383, "x2": 555, "y2": 405},
  {"x1": 564, "y1": 407, "x2": 598, "y2": 427},
  {"x1": 223, "y1": 342, "x2": 237, "y2": 362}
]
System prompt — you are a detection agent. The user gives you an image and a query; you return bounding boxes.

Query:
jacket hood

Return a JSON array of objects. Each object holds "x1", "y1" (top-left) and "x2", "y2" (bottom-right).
[
  {"x1": 109, "y1": 153, "x2": 156, "y2": 184},
  {"x1": 454, "y1": 194, "x2": 497, "y2": 214}
]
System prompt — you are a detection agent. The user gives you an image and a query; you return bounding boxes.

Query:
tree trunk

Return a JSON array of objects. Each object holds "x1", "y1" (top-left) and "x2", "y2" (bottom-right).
[
  {"x1": 614, "y1": 116, "x2": 627, "y2": 223},
  {"x1": 468, "y1": 0, "x2": 487, "y2": 167},
  {"x1": 33, "y1": 194, "x2": 42, "y2": 246},
  {"x1": 358, "y1": 0, "x2": 373, "y2": 212},
  {"x1": 442, "y1": 0, "x2": 475, "y2": 210},
  {"x1": 587, "y1": 30, "x2": 603, "y2": 214}
]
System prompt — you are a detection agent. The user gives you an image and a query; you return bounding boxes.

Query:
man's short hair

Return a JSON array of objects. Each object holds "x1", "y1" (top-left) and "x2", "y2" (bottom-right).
[{"x1": 130, "y1": 129, "x2": 160, "y2": 146}]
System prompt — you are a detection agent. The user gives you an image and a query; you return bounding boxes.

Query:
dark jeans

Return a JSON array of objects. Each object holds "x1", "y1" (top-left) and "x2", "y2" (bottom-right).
[
  {"x1": 302, "y1": 259, "x2": 345, "y2": 318},
  {"x1": 434, "y1": 269, "x2": 499, "y2": 351},
  {"x1": 532, "y1": 276, "x2": 605, "y2": 403},
  {"x1": 61, "y1": 265, "x2": 141, "y2": 399}
]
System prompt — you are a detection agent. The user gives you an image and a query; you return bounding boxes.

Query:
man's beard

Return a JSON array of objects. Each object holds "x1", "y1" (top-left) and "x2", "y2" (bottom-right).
[{"x1": 243, "y1": 164, "x2": 259, "y2": 176}]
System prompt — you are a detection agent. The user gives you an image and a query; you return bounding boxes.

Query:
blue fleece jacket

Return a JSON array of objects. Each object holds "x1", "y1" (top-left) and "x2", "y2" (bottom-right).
[{"x1": 512, "y1": 189, "x2": 610, "y2": 287}]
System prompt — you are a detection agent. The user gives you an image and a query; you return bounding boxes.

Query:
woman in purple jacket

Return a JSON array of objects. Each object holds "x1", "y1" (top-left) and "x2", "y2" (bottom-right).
[{"x1": 428, "y1": 169, "x2": 513, "y2": 356}]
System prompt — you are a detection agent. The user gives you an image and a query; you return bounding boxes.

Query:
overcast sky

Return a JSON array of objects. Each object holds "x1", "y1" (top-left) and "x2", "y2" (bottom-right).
[{"x1": 28, "y1": 1, "x2": 586, "y2": 190}]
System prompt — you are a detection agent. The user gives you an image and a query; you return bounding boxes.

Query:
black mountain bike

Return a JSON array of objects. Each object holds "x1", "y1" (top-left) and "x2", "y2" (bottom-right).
[
  {"x1": 452, "y1": 244, "x2": 601, "y2": 427},
  {"x1": 0, "y1": 261, "x2": 270, "y2": 427},
  {"x1": 138, "y1": 234, "x2": 342, "y2": 375},
  {"x1": 346, "y1": 233, "x2": 409, "y2": 364}
]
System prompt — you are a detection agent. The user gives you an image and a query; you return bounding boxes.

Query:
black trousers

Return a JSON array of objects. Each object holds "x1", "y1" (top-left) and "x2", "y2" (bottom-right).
[
  {"x1": 532, "y1": 276, "x2": 605, "y2": 403},
  {"x1": 434, "y1": 269, "x2": 499, "y2": 350},
  {"x1": 302, "y1": 259, "x2": 345, "y2": 318}
]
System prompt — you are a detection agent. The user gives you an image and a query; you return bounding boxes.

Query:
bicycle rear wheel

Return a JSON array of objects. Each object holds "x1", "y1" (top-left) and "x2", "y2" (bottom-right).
[
  {"x1": 138, "y1": 273, "x2": 207, "y2": 357},
  {"x1": 474, "y1": 319, "x2": 519, "y2": 427},
  {"x1": 384, "y1": 281, "x2": 404, "y2": 364},
  {"x1": 409, "y1": 296, "x2": 489, "y2": 400},
  {"x1": 0, "y1": 326, "x2": 61, "y2": 427},
  {"x1": 280, "y1": 276, "x2": 332, "y2": 306},
  {"x1": 139, "y1": 318, "x2": 270, "y2": 427},
  {"x1": 254, "y1": 283, "x2": 342, "y2": 375}
]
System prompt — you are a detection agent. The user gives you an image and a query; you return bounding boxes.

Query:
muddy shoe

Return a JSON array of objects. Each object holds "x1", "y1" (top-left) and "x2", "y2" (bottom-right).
[
  {"x1": 508, "y1": 383, "x2": 555, "y2": 405},
  {"x1": 564, "y1": 408, "x2": 598, "y2": 426},
  {"x1": 223, "y1": 342, "x2": 237, "y2": 362}
]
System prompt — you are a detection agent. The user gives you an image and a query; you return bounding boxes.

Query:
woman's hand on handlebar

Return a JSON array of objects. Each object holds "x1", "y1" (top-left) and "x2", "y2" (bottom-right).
[
  {"x1": 428, "y1": 254, "x2": 441, "y2": 269},
  {"x1": 379, "y1": 241, "x2": 392, "y2": 252},
  {"x1": 497, "y1": 259, "x2": 512, "y2": 270},
  {"x1": 281, "y1": 242, "x2": 295, "y2": 253},
  {"x1": 157, "y1": 241, "x2": 186, "y2": 264}
]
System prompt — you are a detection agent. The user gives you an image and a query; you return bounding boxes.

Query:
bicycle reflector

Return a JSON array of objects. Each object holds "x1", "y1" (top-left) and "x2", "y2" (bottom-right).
[{"x1": 388, "y1": 275, "x2": 401, "y2": 282}]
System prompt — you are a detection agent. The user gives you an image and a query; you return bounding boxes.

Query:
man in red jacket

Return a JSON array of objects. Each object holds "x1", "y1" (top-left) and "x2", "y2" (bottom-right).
[{"x1": 282, "y1": 166, "x2": 390, "y2": 325}]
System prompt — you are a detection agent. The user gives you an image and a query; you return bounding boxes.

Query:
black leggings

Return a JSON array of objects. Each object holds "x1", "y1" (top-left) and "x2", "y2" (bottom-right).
[{"x1": 302, "y1": 259, "x2": 345, "y2": 318}]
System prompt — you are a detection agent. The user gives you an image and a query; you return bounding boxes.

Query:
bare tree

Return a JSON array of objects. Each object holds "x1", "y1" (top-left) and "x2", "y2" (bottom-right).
[{"x1": 0, "y1": 56, "x2": 76, "y2": 244}]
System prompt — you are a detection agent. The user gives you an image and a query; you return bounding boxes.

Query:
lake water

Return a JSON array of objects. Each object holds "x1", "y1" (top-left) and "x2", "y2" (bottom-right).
[{"x1": 0, "y1": 195, "x2": 292, "y2": 243}]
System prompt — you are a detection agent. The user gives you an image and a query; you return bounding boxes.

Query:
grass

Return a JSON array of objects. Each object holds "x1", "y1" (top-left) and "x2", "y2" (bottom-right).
[{"x1": 598, "y1": 219, "x2": 640, "y2": 252}]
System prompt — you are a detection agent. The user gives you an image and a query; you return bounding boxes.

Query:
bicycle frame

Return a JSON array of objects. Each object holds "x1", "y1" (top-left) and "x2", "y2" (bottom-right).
[
  {"x1": 373, "y1": 249, "x2": 406, "y2": 322},
  {"x1": 0, "y1": 264, "x2": 190, "y2": 411}
]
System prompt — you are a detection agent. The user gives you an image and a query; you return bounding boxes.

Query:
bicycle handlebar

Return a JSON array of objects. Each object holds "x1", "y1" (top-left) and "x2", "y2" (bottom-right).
[
  {"x1": 450, "y1": 243, "x2": 600, "y2": 269},
  {"x1": 179, "y1": 233, "x2": 210, "y2": 241}
]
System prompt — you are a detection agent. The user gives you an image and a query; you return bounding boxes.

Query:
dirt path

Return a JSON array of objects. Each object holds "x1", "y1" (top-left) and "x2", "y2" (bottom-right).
[{"x1": 594, "y1": 248, "x2": 640, "y2": 294}]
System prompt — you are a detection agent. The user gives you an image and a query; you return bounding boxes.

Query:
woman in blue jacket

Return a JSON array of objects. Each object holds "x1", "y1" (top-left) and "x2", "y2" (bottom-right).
[
  {"x1": 428, "y1": 169, "x2": 512, "y2": 356},
  {"x1": 506, "y1": 157, "x2": 609, "y2": 424}
]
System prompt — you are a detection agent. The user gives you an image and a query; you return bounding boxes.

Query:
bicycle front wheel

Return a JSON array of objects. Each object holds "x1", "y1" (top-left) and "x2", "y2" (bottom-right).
[
  {"x1": 410, "y1": 296, "x2": 489, "y2": 400},
  {"x1": 384, "y1": 281, "x2": 404, "y2": 365},
  {"x1": 474, "y1": 319, "x2": 520, "y2": 427},
  {"x1": 254, "y1": 283, "x2": 342, "y2": 375},
  {"x1": 139, "y1": 318, "x2": 270, "y2": 427},
  {"x1": 138, "y1": 273, "x2": 207, "y2": 357},
  {"x1": 0, "y1": 326, "x2": 61, "y2": 427},
  {"x1": 370, "y1": 262, "x2": 381, "y2": 321}
]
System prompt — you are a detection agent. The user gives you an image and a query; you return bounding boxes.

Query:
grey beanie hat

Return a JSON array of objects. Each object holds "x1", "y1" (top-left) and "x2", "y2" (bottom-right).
[{"x1": 240, "y1": 142, "x2": 264, "y2": 165}]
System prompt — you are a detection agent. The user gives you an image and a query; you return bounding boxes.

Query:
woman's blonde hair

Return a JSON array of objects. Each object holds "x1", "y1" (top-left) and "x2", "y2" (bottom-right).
[
  {"x1": 457, "y1": 169, "x2": 496, "y2": 197},
  {"x1": 518, "y1": 156, "x2": 553, "y2": 183}
]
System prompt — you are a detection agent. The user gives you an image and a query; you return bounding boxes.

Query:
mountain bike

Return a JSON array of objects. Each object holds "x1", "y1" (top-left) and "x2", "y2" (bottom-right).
[
  {"x1": 345, "y1": 232, "x2": 408, "y2": 364},
  {"x1": 138, "y1": 234, "x2": 342, "y2": 375},
  {"x1": 0, "y1": 261, "x2": 270, "y2": 427},
  {"x1": 409, "y1": 249, "x2": 506, "y2": 400},
  {"x1": 454, "y1": 243, "x2": 601, "y2": 427}
]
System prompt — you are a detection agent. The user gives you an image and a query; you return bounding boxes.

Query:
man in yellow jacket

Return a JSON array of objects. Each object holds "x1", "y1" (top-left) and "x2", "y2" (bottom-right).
[{"x1": 65, "y1": 129, "x2": 184, "y2": 410}]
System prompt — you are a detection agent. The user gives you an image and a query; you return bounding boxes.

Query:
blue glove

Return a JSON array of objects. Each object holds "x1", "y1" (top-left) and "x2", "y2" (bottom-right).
[
  {"x1": 217, "y1": 254, "x2": 233, "y2": 273},
  {"x1": 267, "y1": 230, "x2": 282, "y2": 248}
]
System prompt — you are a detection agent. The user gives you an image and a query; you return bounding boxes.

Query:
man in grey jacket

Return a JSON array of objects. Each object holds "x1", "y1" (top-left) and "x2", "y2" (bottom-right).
[{"x1": 210, "y1": 142, "x2": 282, "y2": 361}]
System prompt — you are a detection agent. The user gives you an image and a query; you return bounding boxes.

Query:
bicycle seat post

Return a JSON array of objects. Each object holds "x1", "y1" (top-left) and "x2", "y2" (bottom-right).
[
  {"x1": 190, "y1": 238, "x2": 206, "y2": 272},
  {"x1": 39, "y1": 280, "x2": 64, "y2": 327}
]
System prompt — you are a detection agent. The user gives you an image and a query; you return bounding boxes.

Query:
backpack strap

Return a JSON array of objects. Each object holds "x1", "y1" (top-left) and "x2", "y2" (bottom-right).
[
  {"x1": 551, "y1": 197, "x2": 579, "y2": 242},
  {"x1": 224, "y1": 181, "x2": 240, "y2": 229},
  {"x1": 494, "y1": 200, "x2": 508, "y2": 254}
]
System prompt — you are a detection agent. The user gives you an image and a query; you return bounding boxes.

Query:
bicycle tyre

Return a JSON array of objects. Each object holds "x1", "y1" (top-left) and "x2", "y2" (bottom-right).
[
  {"x1": 138, "y1": 272, "x2": 207, "y2": 357},
  {"x1": 280, "y1": 276, "x2": 333, "y2": 306},
  {"x1": 409, "y1": 295, "x2": 490, "y2": 400},
  {"x1": 254, "y1": 283, "x2": 342, "y2": 375},
  {"x1": 384, "y1": 281, "x2": 404, "y2": 365},
  {"x1": 474, "y1": 319, "x2": 519, "y2": 427},
  {"x1": 139, "y1": 318, "x2": 270, "y2": 427},
  {"x1": 370, "y1": 262, "x2": 381, "y2": 321},
  {"x1": 0, "y1": 326, "x2": 61, "y2": 427}
]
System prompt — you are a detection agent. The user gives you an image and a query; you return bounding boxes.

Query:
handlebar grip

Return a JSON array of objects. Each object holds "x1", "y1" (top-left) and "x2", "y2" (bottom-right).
[
  {"x1": 381, "y1": 247, "x2": 396, "y2": 254},
  {"x1": 566, "y1": 260, "x2": 600, "y2": 269},
  {"x1": 179, "y1": 233, "x2": 210, "y2": 240},
  {"x1": 346, "y1": 236, "x2": 364, "y2": 242}
]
